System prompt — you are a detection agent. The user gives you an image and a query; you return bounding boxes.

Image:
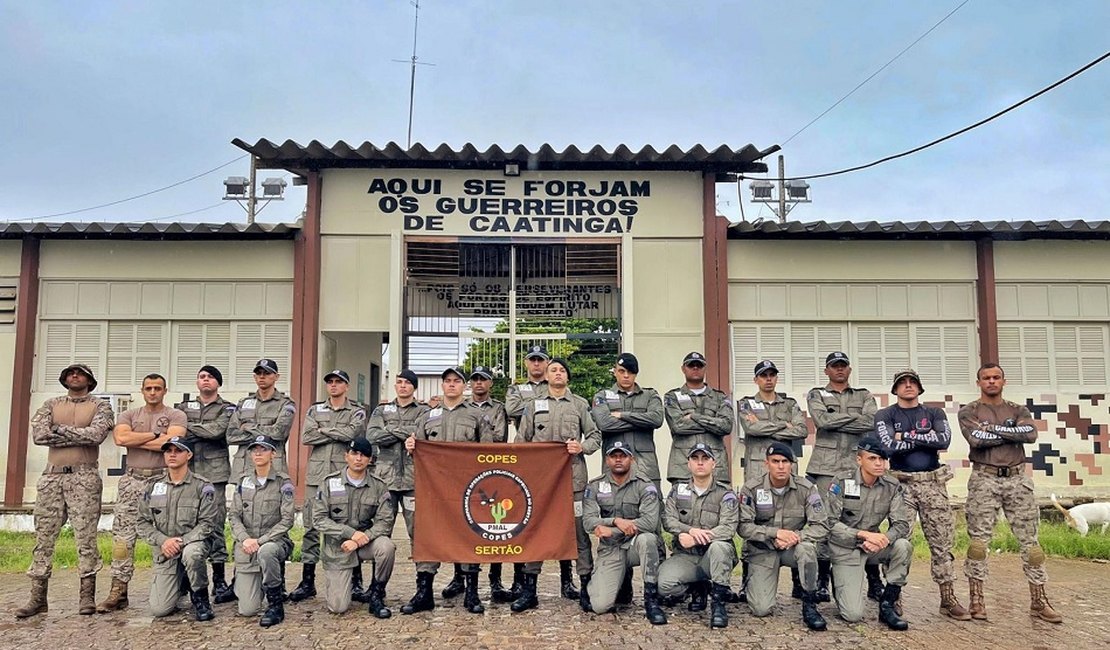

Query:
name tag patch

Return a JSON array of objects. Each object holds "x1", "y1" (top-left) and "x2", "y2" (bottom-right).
[{"x1": 755, "y1": 489, "x2": 773, "y2": 507}]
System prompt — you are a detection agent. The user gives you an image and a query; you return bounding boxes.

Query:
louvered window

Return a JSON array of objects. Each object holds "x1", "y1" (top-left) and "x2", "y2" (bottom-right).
[{"x1": 999, "y1": 323, "x2": 1109, "y2": 388}]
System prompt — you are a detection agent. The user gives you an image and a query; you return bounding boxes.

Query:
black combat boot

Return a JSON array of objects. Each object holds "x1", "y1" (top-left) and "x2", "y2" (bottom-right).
[
  {"x1": 790, "y1": 566, "x2": 804, "y2": 599},
  {"x1": 879, "y1": 584, "x2": 909, "y2": 630},
  {"x1": 463, "y1": 571, "x2": 485, "y2": 614},
  {"x1": 213, "y1": 575, "x2": 237, "y2": 604},
  {"x1": 441, "y1": 563, "x2": 465, "y2": 599},
  {"x1": 616, "y1": 570, "x2": 634, "y2": 605},
  {"x1": 735, "y1": 560, "x2": 749, "y2": 603},
  {"x1": 210, "y1": 563, "x2": 230, "y2": 601},
  {"x1": 401, "y1": 571, "x2": 436, "y2": 614},
  {"x1": 493, "y1": 563, "x2": 522, "y2": 603},
  {"x1": 351, "y1": 564, "x2": 368, "y2": 603},
  {"x1": 644, "y1": 582, "x2": 668, "y2": 625},
  {"x1": 367, "y1": 580, "x2": 392, "y2": 619},
  {"x1": 488, "y1": 563, "x2": 511, "y2": 602},
  {"x1": 259, "y1": 586, "x2": 285, "y2": 627},
  {"x1": 190, "y1": 588, "x2": 216, "y2": 622},
  {"x1": 801, "y1": 590, "x2": 828, "y2": 631},
  {"x1": 510, "y1": 573, "x2": 539, "y2": 613},
  {"x1": 815, "y1": 560, "x2": 832, "y2": 603},
  {"x1": 687, "y1": 581, "x2": 708, "y2": 612},
  {"x1": 709, "y1": 583, "x2": 729, "y2": 629},
  {"x1": 866, "y1": 563, "x2": 885, "y2": 601},
  {"x1": 559, "y1": 560, "x2": 579, "y2": 600},
  {"x1": 288, "y1": 563, "x2": 317, "y2": 602},
  {"x1": 579, "y1": 574, "x2": 592, "y2": 612}
]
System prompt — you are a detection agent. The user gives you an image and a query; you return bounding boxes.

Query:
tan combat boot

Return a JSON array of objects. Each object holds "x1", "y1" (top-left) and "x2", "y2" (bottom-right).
[
  {"x1": 96, "y1": 578, "x2": 129, "y2": 613},
  {"x1": 1029, "y1": 583, "x2": 1063, "y2": 624},
  {"x1": 939, "y1": 581, "x2": 971, "y2": 620},
  {"x1": 79, "y1": 576, "x2": 97, "y2": 615},
  {"x1": 14, "y1": 578, "x2": 48, "y2": 618},
  {"x1": 968, "y1": 578, "x2": 987, "y2": 620}
]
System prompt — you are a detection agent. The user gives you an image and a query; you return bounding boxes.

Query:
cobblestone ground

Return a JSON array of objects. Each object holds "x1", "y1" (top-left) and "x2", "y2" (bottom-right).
[{"x1": 1, "y1": 541, "x2": 1107, "y2": 650}]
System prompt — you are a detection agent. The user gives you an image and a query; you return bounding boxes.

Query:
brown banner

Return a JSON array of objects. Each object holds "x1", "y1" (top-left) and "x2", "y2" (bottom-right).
[{"x1": 412, "y1": 441, "x2": 577, "y2": 563}]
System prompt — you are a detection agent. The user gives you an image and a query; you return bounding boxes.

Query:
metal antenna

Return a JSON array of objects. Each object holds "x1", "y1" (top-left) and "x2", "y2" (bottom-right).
[{"x1": 392, "y1": 0, "x2": 435, "y2": 148}]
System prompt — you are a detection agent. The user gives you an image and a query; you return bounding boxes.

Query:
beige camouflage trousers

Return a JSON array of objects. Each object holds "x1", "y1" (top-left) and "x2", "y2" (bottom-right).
[
  {"x1": 898, "y1": 466, "x2": 957, "y2": 585},
  {"x1": 28, "y1": 469, "x2": 103, "y2": 579},
  {"x1": 110, "y1": 473, "x2": 160, "y2": 583},
  {"x1": 964, "y1": 471, "x2": 1047, "y2": 584}
]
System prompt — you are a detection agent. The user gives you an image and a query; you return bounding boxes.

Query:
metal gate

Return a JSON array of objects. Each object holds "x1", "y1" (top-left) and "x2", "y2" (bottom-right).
[{"x1": 403, "y1": 240, "x2": 621, "y2": 399}]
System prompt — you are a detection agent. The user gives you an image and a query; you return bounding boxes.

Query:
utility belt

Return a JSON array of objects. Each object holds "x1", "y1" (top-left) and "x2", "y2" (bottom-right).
[
  {"x1": 125, "y1": 467, "x2": 164, "y2": 478},
  {"x1": 43, "y1": 463, "x2": 97, "y2": 474},
  {"x1": 889, "y1": 466, "x2": 947, "y2": 483},
  {"x1": 972, "y1": 462, "x2": 1025, "y2": 478}
]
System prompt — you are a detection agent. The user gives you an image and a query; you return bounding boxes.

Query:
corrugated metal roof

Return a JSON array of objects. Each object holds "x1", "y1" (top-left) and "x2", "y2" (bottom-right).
[
  {"x1": 728, "y1": 219, "x2": 1110, "y2": 240},
  {"x1": 232, "y1": 139, "x2": 776, "y2": 174},
  {"x1": 0, "y1": 221, "x2": 299, "y2": 240}
]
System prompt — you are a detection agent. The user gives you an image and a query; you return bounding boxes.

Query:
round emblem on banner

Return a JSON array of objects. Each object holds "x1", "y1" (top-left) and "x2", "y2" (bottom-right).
[{"x1": 462, "y1": 468, "x2": 534, "y2": 541}]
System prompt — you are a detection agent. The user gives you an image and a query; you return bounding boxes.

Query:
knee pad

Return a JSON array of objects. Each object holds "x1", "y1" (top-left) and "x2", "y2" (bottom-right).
[
  {"x1": 967, "y1": 539, "x2": 988, "y2": 561},
  {"x1": 1028, "y1": 545, "x2": 1045, "y2": 567}
]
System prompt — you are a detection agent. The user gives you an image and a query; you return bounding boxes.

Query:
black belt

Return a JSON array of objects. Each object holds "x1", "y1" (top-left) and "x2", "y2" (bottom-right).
[
  {"x1": 43, "y1": 463, "x2": 97, "y2": 474},
  {"x1": 972, "y1": 462, "x2": 1024, "y2": 478}
]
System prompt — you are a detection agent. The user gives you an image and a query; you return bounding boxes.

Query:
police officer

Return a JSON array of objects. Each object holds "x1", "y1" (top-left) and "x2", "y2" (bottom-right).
[
  {"x1": 313, "y1": 437, "x2": 397, "y2": 618},
  {"x1": 582, "y1": 440, "x2": 665, "y2": 624},
  {"x1": 16, "y1": 364, "x2": 114, "y2": 618},
  {"x1": 226, "y1": 358, "x2": 297, "y2": 484},
  {"x1": 873, "y1": 368, "x2": 970, "y2": 621},
  {"x1": 825, "y1": 437, "x2": 911, "y2": 630},
  {"x1": 289, "y1": 369, "x2": 367, "y2": 603},
  {"x1": 402, "y1": 366, "x2": 497, "y2": 615},
  {"x1": 513, "y1": 357, "x2": 602, "y2": 612},
  {"x1": 176, "y1": 365, "x2": 237, "y2": 604},
  {"x1": 663, "y1": 351, "x2": 734, "y2": 486},
  {"x1": 99, "y1": 373, "x2": 188, "y2": 613},
  {"x1": 805, "y1": 351, "x2": 877, "y2": 601},
  {"x1": 464, "y1": 365, "x2": 512, "y2": 602},
  {"x1": 958, "y1": 363, "x2": 1062, "y2": 623},
  {"x1": 738, "y1": 441, "x2": 829, "y2": 631},
  {"x1": 136, "y1": 436, "x2": 218, "y2": 621},
  {"x1": 658, "y1": 443, "x2": 739, "y2": 629},
  {"x1": 229, "y1": 435, "x2": 295, "y2": 627}
]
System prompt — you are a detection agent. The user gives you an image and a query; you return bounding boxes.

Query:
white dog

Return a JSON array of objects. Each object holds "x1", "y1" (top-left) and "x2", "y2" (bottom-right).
[{"x1": 1051, "y1": 493, "x2": 1110, "y2": 536}]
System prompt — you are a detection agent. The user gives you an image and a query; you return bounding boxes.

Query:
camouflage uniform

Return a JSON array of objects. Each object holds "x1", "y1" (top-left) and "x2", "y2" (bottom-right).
[
  {"x1": 226, "y1": 391, "x2": 297, "y2": 483},
  {"x1": 229, "y1": 471, "x2": 295, "y2": 616},
  {"x1": 177, "y1": 396, "x2": 236, "y2": 565},
  {"x1": 663, "y1": 385, "x2": 735, "y2": 485},
  {"x1": 366, "y1": 399, "x2": 429, "y2": 541},
  {"x1": 736, "y1": 392, "x2": 808, "y2": 485}
]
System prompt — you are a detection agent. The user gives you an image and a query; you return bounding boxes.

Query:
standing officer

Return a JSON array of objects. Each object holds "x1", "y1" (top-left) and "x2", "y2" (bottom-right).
[
  {"x1": 581, "y1": 440, "x2": 665, "y2": 624},
  {"x1": 959, "y1": 363, "x2": 1062, "y2": 623},
  {"x1": 402, "y1": 366, "x2": 496, "y2": 615},
  {"x1": 314, "y1": 437, "x2": 396, "y2": 618},
  {"x1": 15, "y1": 364, "x2": 114, "y2": 618},
  {"x1": 658, "y1": 444, "x2": 739, "y2": 629},
  {"x1": 874, "y1": 368, "x2": 970, "y2": 620},
  {"x1": 98, "y1": 373, "x2": 188, "y2": 613},
  {"x1": 226, "y1": 358, "x2": 297, "y2": 484},
  {"x1": 805, "y1": 351, "x2": 877, "y2": 601},
  {"x1": 664, "y1": 351, "x2": 734, "y2": 486},
  {"x1": 137, "y1": 436, "x2": 218, "y2": 621},
  {"x1": 176, "y1": 365, "x2": 237, "y2": 604},
  {"x1": 513, "y1": 357, "x2": 602, "y2": 613},
  {"x1": 463, "y1": 365, "x2": 512, "y2": 602},
  {"x1": 229, "y1": 435, "x2": 295, "y2": 627},
  {"x1": 738, "y1": 441, "x2": 829, "y2": 631},
  {"x1": 825, "y1": 437, "x2": 911, "y2": 630},
  {"x1": 289, "y1": 369, "x2": 367, "y2": 603}
]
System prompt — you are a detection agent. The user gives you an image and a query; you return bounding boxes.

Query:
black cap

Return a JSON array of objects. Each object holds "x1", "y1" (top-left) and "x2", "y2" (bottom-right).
[
  {"x1": 161, "y1": 436, "x2": 193, "y2": 454},
  {"x1": 682, "y1": 351, "x2": 707, "y2": 367},
  {"x1": 470, "y1": 366, "x2": 494, "y2": 380},
  {"x1": 323, "y1": 369, "x2": 350, "y2": 384},
  {"x1": 687, "y1": 442, "x2": 716, "y2": 460},
  {"x1": 890, "y1": 368, "x2": 923, "y2": 394},
  {"x1": 604, "y1": 440, "x2": 634, "y2": 456},
  {"x1": 59, "y1": 363, "x2": 98, "y2": 391},
  {"x1": 765, "y1": 440, "x2": 796, "y2": 462},
  {"x1": 397, "y1": 369, "x2": 419, "y2": 388},
  {"x1": 615, "y1": 352, "x2": 639, "y2": 374},
  {"x1": 198, "y1": 365, "x2": 223, "y2": 386},
  {"x1": 348, "y1": 437, "x2": 375, "y2": 457},
  {"x1": 547, "y1": 357, "x2": 571, "y2": 381},
  {"x1": 754, "y1": 359, "x2": 778, "y2": 377},
  {"x1": 441, "y1": 366, "x2": 467, "y2": 381},
  {"x1": 254, "y1": 358, "x2": 279, "y2": 374},
  {"x1": 825, "y1": 351, "x2": 849, "y2": 367},
  {"x1": 857, "y1": 436, "x2": 889, "y2": 459},
  {"x1": 525, "y1": 345, "x2": 550, "y2": 361},
  {"x1": 246, "y1": 435, "x2": 279, "y2": 452}
]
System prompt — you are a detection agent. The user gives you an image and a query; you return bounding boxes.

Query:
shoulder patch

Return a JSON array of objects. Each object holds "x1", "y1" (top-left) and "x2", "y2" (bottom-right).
[
  {"x1": 807, "y1": 492, "x2": 824, "y2": 512},
  {"x1": 643, "y1": 484, "x2": 658, "y2": 495},
  {"x1": 201, "y1": 483, "x2": 216, "y2": 498},
  {"x1": 722, "y1": 491, "x2": 738, "y2": 503},
  {"x1": 583, "y1": 487, "x2": 593, "y2": 499},
  {"x1": 281, "y1": 480, "x2": 294, "y2": 496},
  {"x1": 283, "y1": 403, "x2": 296, "y2": 413},
  {"x1": 740, "y1": 492, "x2": 752, "y2": 506},
  {"x1": 828, "y1": 482, "x2": 842, "y2": 496}
]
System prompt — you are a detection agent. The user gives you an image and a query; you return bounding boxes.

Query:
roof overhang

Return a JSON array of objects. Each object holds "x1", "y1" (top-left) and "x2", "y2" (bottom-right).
[
  {"x1": 0, "y1": 220, "x2": 300, "y2": 241},
  {"x1": 728, "y1": 219, "x2": 1110, "y2": 241}
]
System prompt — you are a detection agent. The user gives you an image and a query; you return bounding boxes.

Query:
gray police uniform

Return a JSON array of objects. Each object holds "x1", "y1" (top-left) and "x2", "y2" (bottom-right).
[
  {"x1": 736, "y1": 393, "x2": 808, "y2": 485},
  {"x1": 227, "y1": 391, "x2": 297, "y2": 483},
  {"x1": 137, "y1": 470, "x2": 218, "y2": 617},
  {"x1": 366, "y1": 399, "x2": 429, "y2": 541},
  {"x1": 737, "y1": 474, "x2": 829, "y2": 617},
  {"x1": 805, "y1": 385, "x2": 877, "y2": 492},
  {"x1": 590, "y1": 383, "x2": 665, "y2": 485},
  {"x1": 505, "y1": 379, "x2": 549, "y2": 427},
  {"x1": 582, "y1": 473, "x2": 661, "y2": 613},
  {"x1": 467, "y1": 397, "x2": 509, "y2": 442},
  {"x1": 825, "y1": 469, "x2": 912, "y2": 623},
  {"x1": 517, "y1": 391, "x2": 602, "y2": 577},
  {"x1": 663, "y1": 385, "x2": 735, "y2": 485},
  {"x1": 300, "y1": 398, "x2": 368, "y2": 564},
  {"x1": 657, "y1": 480, "x2": 739, "y2": 596},
  {"x1": 229, "y1": 471, "x2": 295, "y2": 616},
  {"x1": 177, "y1": 396, "x2": 236, "y2": 565},
  {"x1": 312, "y1": 470, "x2": 397, "y2": 614}
]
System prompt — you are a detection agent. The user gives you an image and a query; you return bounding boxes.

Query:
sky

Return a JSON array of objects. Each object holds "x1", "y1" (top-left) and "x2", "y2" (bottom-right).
[{"x1": 1, "y1": 1, "x2": 1107, "y2": 225}]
